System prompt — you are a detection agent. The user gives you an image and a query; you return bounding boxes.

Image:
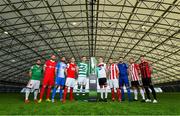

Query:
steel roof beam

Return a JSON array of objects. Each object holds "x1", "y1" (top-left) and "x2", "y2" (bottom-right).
[
  {"x1": 56, "y1": 0, "x2": 81, "y2": 59},
  {"x1": 85, "y1": 0, "x2": 91, "y2": 58},
  {"x1": 123, "y1": 0, "x2": 178, "y2": 59},
  {"x1": 0, "y1": 27, "x2": 46, "y2": 60},
  {"x1": 44, "y1": 0, "x2": 76, "y2": 59},
  {"x1": 93, "y1": 0, "x2": 100, "y2": 56},
  {"x1": 107, "y1": 0, "x2": 139, "y2": 60},
  {"x1": 6, "y1": 0, "x2": 59, "y2": 57}
]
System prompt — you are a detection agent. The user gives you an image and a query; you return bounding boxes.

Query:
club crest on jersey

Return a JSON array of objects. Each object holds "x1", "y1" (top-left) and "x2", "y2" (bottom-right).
[
  {"x1": 71, "y1": 67, "x2": 76, "y2": 71},
  {"x1": 98, "y1": 64, "x2": 104, "y2": 70}
]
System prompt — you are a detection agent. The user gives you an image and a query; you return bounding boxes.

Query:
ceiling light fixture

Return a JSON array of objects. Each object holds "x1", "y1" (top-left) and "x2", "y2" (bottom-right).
[
  {"x1": 72, "y1": 22, "x2": 77, "y2": 25},
  {"x1": 4, "y1": 31, "x2": 8, "y2": 34},
  {"x1": 141, "y1": 26, "x2": 145, "y2": 29},
  {"x1": 11, "y1": 59, "x2": 16, "y2": 62}
]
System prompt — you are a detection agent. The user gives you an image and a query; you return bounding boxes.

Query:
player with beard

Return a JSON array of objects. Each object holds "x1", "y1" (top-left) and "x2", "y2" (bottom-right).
[
  {"x1": 38, "y1": 55, "x2": 56, "y2": 103},
  {"x1": 25, "y1": 59, "x2": 43, "y2": 103},
  {"x1": 107, "y1": 58, "x2": 121, "y2": 102},
  {"x1": 51, "y1": 56, "x2": 67, "y2": 102}
]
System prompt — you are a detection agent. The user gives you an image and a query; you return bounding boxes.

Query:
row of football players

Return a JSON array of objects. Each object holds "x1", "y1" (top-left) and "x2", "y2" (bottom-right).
[
  {"x1": 96, "y1": 56, "x2": 157, "y2": 103},
  {"x1": 24, "y1": 54, "x2": 158, "y2": 103}
]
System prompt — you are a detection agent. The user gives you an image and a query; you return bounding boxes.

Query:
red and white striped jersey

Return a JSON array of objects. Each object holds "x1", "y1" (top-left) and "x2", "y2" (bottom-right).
[
  {"x1": 129, "y1": 63, "x2": 140, "y2": 81},
  {"x1": 108, "y1": 63, "x2": 119, "y2": 80}
]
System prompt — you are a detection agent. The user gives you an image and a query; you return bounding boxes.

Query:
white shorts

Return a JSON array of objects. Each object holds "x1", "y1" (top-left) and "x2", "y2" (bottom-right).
[
  {"x1": 26, "y1": 80, "x2": 40, "y2": 90},
  {"x1": 78, "y1": 76, "x2": 87, "y2": 85},
  {"x1": 65, "y1": 78, "x2": 76, "y2": 88},
  {"x1": 109, "y1": 78, "x2": 119, "y2": 88}
]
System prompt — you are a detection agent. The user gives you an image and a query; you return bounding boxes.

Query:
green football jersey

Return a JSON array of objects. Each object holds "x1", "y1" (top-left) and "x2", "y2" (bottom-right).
[
  {"x1": 78, "y1": 62, "x2": 88, "y2": 77},
  {"x1": 30, "y1": 65, "x2": 43, "y2": 80}
]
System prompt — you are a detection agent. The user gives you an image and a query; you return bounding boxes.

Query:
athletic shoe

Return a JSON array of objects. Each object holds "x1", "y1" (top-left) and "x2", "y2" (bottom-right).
[
  {"x1": 145, "y1": 99, "x2": 152, "y2": 103},
  {"x1": 121, "y1": 98, "x2": 125, "y2": 101},
  {"x1": 60, "y1": 99, "x2": 63, "y2": 102},
  {"x1": 104, "y1": 98, "x2": 107, "y2": 102},
  {"x1": 118, "y1": 98, "x2": 122, "y2": 102},
  {"x1": 38, "y1": 99, "x2": 42, "y2": 103},
  {"x1": 99, "y1": 98, "x2": 103, "y2": 102},
  {"x1": 112, "y1": 97, "x2": 115, "y2": 101},
  {"x1": 141, "y1": 99, "x2": 145, "y2": 102},
  {"x1": 70, "y1": 98, "x2": 74, "y2": 102},
  {"x1": 46, "y1": 99, "x2": 51, "y2": 102},
  {"x1": 51, "y1": 99, "x2": 55, "y2": 103},
  {"x1": 82, "y1": 90, "x2": 86, "y2": 95},
  {"x1": 62, "y1": 100, "x2": 66, "y2": 104},
  {"x1": 82, "y1": 93, "x2": 86, "y2": 96},
  {"x1": 34, "y1": 99, "x2": 38, "y2": 103},
  {"x1": 25, "y1": 99, "x2": 30, "y2": 104},
  {"x1": 133, "y1": 99, "x2": 138, "y2": 101},
  {"x1": 153, "y1": 99, "x2": 158, "y2": 103},
  {"x1": 128, "y1": 98, "x2": 133, "y2": 102},
  {"x1": 76, "y1": 93, "x2": 79, "y2": 96},
  {"x1": 82, "y1": 90, "x2": 86, "y2": 93},
  {"x1": 118, "y1": 99, "x2": 122, "y2": 102},
  {"x1": 70, "y1": 99, "x2": 74, "y2": 102}
]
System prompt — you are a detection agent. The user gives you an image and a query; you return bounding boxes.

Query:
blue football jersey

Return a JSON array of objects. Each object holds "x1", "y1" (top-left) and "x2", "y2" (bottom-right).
[
  {"x1": 56, "y1": 61, "x2": 67, "y2": 78},
  {"x1": 117, "y1": 63, "x2": 128, "y2": 77}
]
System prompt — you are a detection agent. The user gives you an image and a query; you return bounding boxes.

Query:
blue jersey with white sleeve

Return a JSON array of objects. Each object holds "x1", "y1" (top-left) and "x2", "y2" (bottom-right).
[{"x1": 56, "y1": 61, "x2": 67, "y2": 78}]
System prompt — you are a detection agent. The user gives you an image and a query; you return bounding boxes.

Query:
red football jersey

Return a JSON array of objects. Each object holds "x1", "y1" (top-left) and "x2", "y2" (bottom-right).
[
  {"x1": 44, "y1": 60, "x2": 56, "y2": 78},
  {"x1": 66, "y1": 63, "x2": 77, "y2": 78}
]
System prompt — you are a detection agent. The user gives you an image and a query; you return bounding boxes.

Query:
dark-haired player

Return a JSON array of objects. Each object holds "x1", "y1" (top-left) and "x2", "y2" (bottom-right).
[
  {"x1": 139, "y1": 55, "x2": 157, "y2": 103},
  {"x1": 62, "y1": 57, "x2": 78, "y2": 103},
  {"x1": 51, "y1": 56, "x2": 67, "y2": 102},
  {"x1": 117, "y1": 57, "x2": 131, "y2": 101},
  {"x1": 25, "y1": 59, "x2": 43, "y2": 103},
  {"x1": 128, "y1": 58, "x2": 145, "y2": 102},
  {"x1": 76, "y1": 56, "x2": 88, "y2": 95},
  {"x1": 107, "y1": 58, "x2": 121, "y2": 102},
  {"x1": 38, "y1": 55, "x2": 56, "y2": 103}
]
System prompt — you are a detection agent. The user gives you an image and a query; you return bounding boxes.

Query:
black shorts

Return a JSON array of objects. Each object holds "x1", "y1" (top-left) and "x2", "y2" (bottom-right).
[
  {"x1": 131, "y1": 81, "x2": 141, "y2": 87},
  {"x1": 142, "y1": 78, "x2": 152, "y2": 86},
  {"x1": 98, "y1": 78, "x2": 107, "y2": 86}
]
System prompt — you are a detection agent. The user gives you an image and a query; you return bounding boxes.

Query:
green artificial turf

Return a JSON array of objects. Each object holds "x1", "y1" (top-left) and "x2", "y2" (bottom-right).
[{"x1": 0, "y1": 92, "x2": 180, "y2": 115}]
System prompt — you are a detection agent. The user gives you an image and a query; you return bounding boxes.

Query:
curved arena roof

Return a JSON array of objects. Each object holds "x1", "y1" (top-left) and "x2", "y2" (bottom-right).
[{"x1": 0, "y1": 0, "x2": 179, "y2": 84}]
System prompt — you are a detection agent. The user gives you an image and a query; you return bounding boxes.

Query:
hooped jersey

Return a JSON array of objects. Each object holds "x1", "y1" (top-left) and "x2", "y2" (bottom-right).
[{"x1": 78, "y1": 62, "x2": 88, "y2": 77}]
